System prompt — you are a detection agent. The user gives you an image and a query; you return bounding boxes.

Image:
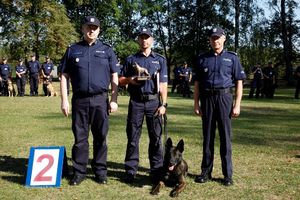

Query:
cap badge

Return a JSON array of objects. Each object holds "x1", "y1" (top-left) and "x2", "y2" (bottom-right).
[
  {"x1": 142, "y1": 28, "x2": 147, "y2": 31},
  {"x1": 213, "y1": 28, "x2": 217, "y2": 33},
  {"x1": 75, "y1": 58, "x2": 80, "y2": 62},
  {"x1": 90, "y1": 18, "x2": 95, "y2": 22}
]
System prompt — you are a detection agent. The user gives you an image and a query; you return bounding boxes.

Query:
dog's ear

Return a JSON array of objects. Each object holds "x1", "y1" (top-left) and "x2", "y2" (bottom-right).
[
  {"x1": 177, "y1": 139, "x2": 184, "y2": 153},
  {"x1": 166, "y1": 138, "x2": 173, "y2": 148}
]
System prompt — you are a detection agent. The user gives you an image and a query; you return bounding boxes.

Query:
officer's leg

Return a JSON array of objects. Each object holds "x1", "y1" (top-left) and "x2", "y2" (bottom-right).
[
  {"x1": 217, "y1": 93, "x2": 233, "y2": 178},
  {"x1": 16, "y1": 78, "x2": 21, "y2": 96},
  {"x1": 43, "y1": 83, "x2": 47, "y2": 96},
  {"x1": 29, "y1": 75, "x2": 34, "y2": 95},
  {"x1": 21, "y1": 77, "x2": 26, "y2": 96},
  {"x1": 200, "y1": 96, "x2": 216, "y2": 174},
  {"x1": 3, "y1": 81, "x2": 8, "y2": 96},
  {"x1": 145, "y1": 99, "x2": 163, "y2": 179},
  {"x1": 90, "y1": 94, "x2": 109, "y2": 177},
  {"x1": 295, "y1": 80, "x2": 300, "y2": 99},
  {"x1": 34, "y1": 74, "x2": 39, "y2": 95},
  {"x1": 71, "y1": 97, "x2": 90, "y2": 175},
  {"x1": 124, "y1": 99, "x2": 144, "y2": 175}
]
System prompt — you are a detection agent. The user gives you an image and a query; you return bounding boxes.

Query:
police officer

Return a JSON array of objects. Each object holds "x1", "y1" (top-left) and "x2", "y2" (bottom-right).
[
  {"x1": 248, "y1": 63, "x2": 263, "y2": 98},
  {"x1": 171, "y1": 64, "x2": 181, "y2": 93},
  {"x1": 0, "y1": 57, "x2": 12, "y2": 96},
  {"x1": 41, "y1": 56, "x2": 54, "y2": 96},
  {"x1": 119, "y1": 28, "x2": 168, "y2": 184},
  {"x1": 27, "y1": 54, "x2": 41, "y2": 96},
  {"x1": 179, "y1": 61, "x2": 192, "y2": 97},
  {"x1": 15, "y1": 58, "x2": 27, "y2": 96},
  {"x1": 60, "y1": 16, "x2": 119, "y2": 186},
  {"x1": 193, "y1": 27, "x2": 246, "y2": 186},
  {"x1": 262, "y1": 62, "x2": 277, "y2": 98}
]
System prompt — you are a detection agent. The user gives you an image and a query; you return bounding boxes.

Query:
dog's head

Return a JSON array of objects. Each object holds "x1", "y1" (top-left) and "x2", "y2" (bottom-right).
[{"x1": 164, "y1": 138, "x2": 184, "y2": 171}]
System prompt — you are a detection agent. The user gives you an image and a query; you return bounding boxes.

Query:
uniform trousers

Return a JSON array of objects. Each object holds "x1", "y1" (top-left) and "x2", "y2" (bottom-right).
[
  {"x1": 124, "y1": 98, "x2": 163, "y2": 177},
  {"x1": 71, "y1": 93, "x2": 109, "y2": 177},
  {"x1": 29, "y1": 73, "x2": 39, "y2": 95},
  {"x1": 200, "y1": 91, "x2": 233, "y2": 178},
  {"x1": 16, "y1": 76, "x2": 26, "y2": 96}
]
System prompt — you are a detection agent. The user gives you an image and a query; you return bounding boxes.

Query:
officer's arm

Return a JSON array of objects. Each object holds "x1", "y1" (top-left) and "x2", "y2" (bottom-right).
[
  {"x1": 232, "y1": 80, "x2": 243, "y2": 117},
  {"x1": 110, "y1": 72, "x2": 118, "y2": 103},
  {"x1": 119, "y1": 76, "x2": 139, "y2": 86},
  {"x1": 193, "y1": 81, "x2": 201, "y2": 116},
  {"x1": 60, "y1": 73, "x2": 70, "y2": 117},
  {"x1": 159, "y1": 82, "x2": 168, "y2": 105}
]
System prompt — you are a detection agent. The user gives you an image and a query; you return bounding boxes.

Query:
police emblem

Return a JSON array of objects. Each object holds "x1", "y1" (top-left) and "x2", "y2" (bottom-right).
[
  {"x1": 204, "y1": 68, "x2": 208, "y2": 72},
  {"x1": 90, "y1": 18, "x2": 95, "y2": 22},
  {"x1": 213, "y1": 28, "x2": 217, "y2": 33},
  {"x1": 75, "y1": 58, "x2": 79, "y2": 62}
]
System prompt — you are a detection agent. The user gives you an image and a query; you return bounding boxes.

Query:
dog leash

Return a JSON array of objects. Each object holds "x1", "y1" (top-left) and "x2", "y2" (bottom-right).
[{"x1": 162, "y1": 113, "x2": 168, "y2": 154}]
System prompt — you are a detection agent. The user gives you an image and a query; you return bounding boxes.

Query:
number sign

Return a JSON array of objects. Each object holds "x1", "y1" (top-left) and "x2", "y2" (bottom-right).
[{"x1": 25, "y1": 146, "x2": 65, "y2": 187}]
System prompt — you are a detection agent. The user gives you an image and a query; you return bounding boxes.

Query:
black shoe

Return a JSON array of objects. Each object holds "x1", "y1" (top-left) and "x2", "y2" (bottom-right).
[
  {"x1": 95, "y1": 175, "x2": 107, "y2": 184},
  {"x1": 69, "y1": 174, "x2": 85, "y2": 186},
  {"x1": 195, "y1": 173, "x2": 212, "y2": 183},
  {"x1": 125, "y1": 173, "x2": 135, "y2": 183},
  {"x1": 223, "y1": 177, "x2": 233, "y2": 186}
]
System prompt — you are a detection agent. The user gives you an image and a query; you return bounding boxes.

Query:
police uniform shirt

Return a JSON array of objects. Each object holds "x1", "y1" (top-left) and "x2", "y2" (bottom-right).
[
  {"x1": 27, "y1": 60, "x2": 40, "y2": 74},
  {"x1": 0, "y1": 64, "x2": 11, "y2": 80},
  {"x1": 42, "y1": 62, "x2": 54, "y2": 75},
  {"x1": 61, "y1": 39, "x2": 119, "y2": 95},
  {"x1": 252, "y1": 66, "x2": 262, "y2": 80},
  {"x1": 195, "y1": 50, "x2": 246, "y2": 89},
  {"x1": 263, "y1": 67, "x2": 275, "y2": 79},
  {"x1": 16, "y1": 64, "x2": 27, "y2": 76},
  {"x1": 180, "y1": 67, "x2": 192, "y2": 81},
  {"x1": 121, "y1": 51, "x2": 168, "y2": 95}
]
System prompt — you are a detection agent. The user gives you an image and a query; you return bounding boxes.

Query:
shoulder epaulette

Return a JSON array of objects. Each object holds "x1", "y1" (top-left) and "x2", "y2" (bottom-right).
[
  {"x1": 154, "y1": 52, "x2": 166, "y2": 59},
  {"x1": 227, "y1": 51, "x2": 238, "y2": 56},
  {"x1": 102, "y1": 41, "x2": 112, "y2": 47}
]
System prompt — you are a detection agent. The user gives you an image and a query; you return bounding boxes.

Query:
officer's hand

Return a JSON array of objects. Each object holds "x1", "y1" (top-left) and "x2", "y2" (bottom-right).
[
  {"x1": 109, "y1": 101, "x2": 118, "y2": 113},
  {"x1": 128, "y1": 77, "x2": 141, "y2": 85},
  {"x1": 61, "y1": 100, "x2": 69, "y2": 117},
  {"x1": 232, "y1": 105, "x2": 240, "y2": 118},
  {"x1": 194, "y1": 105, "x2": 202, "y2": 116},
  {"x1": 155, "y1": 106, "x2": 166, "y2": 116}
]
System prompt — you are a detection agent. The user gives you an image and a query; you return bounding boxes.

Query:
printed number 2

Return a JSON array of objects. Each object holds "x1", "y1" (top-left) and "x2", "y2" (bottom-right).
[{"x1": 34, "y1": 154, "x2": 54, "y2": 182}]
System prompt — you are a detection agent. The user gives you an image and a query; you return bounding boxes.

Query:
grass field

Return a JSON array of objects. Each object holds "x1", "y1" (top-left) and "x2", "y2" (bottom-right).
[{"x1": 0, "y1": 82, "x2": 299, "y2": 200}]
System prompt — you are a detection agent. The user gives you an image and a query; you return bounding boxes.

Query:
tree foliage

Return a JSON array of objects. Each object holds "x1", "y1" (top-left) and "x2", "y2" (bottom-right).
[{"x1": 0, "y1": 0, "x2": 299, "y2": 82}]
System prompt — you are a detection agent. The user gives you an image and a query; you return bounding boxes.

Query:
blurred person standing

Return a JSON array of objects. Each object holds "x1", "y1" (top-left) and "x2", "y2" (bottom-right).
[
  {"x1": 15, "y1": 58, "x2": 27, "y2": 96},
  {"x1": 0, "y1": 57, "x2": 12, "y2": 96},
  {"x1": 248, "y1": 63, "x2": 263, "y2": 98},
  {"x1": 295, "y1": 66, "x2": 300, "y2": 99},
  {"x1": 41, "y1": 56, "x2": 54, "y2": 96},
  {"x1": 27, "y1": 54, "x2": 41, "y2": 96}
]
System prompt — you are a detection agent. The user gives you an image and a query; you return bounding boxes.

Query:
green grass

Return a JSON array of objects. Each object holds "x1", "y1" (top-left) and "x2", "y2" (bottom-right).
[{"x1": 0, "y1": 83, "x2": 299, "y2": 200}]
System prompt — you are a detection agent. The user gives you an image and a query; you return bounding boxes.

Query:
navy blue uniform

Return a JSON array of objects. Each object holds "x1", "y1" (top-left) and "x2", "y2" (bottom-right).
[
  {"x1": 0, "y1": 63, "x2": 12, "y2": 96},
  {"x1": 195, "y1": 50, "x2": 246, "y2": 179},
  {"x1": 121, "y1": 51, "x2": 168, "y2": 179},
  {"x1": 180, "y1": 66, "x2": 192, "y2": 97},
  {"x1": 41, "y1": 62, "x2": 54, "y2": 96},
  {"x1": 61, "y1": 39, "x2": 119, "y2": 177},
  {"x1": 249, "y1": 66, "x2": 263, "y2": 98},
  {"x1": 15, "y1": 64, "x2": 27, "y2": 96},
  {"x1": 262, "y1": 66, "x2": 276, "y2": 98},
  {"x1": 27, "y1": 60, "x2": 41, "y2": 96},
  {"x1": 171, "y1": 66, "x2": 181, "y2": 93}
]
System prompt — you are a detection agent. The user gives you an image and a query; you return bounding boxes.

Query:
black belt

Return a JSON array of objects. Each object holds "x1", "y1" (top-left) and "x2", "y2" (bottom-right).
[
  {"x1": 203, "y1": 88, "x2": 232, "y2": 96},
  {"x1": 131, "y1": 94, "x2": 158, "y2": 101},
  {"x1": 73, "y1": 92, "x2": 107, "y2": 98}
]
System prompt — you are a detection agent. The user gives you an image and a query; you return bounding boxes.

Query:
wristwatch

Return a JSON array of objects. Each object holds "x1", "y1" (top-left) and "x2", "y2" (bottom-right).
[{"x1": 162, "y1": 103, "x2": 168, "y2": 108}]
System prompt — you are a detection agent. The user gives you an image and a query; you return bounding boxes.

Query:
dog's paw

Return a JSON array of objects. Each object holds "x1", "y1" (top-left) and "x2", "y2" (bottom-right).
[{"x1": 150, "y1": 186, "x2": 159, "y2": 195}]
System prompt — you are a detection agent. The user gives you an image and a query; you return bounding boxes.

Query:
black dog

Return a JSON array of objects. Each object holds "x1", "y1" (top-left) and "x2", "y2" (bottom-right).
[{"x1": 151, "y1": 138, "x2": 188, "y2": 197}]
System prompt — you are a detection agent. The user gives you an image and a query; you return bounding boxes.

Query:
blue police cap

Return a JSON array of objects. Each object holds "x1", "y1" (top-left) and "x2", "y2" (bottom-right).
[
  {"x1": 209, "y1": 27, "x2": 226, "y2": 37},
  {"x1": 138, "y1": 28, "x2": 152, "y2": 37},
  {"x1": 83, "y1": 16, "x2": 100, "y2": 27}
]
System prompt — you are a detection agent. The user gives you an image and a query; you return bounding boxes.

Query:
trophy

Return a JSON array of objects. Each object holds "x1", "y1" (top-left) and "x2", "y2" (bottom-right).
[{"x1": 133, "y1": 62, "x2": 151, "y2": 80}]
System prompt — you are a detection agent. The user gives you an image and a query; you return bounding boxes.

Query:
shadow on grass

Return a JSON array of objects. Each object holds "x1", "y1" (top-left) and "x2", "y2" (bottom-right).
[
  {"x1": 0, "y1": 155, "x2": 152, "y2": 187},
  {"x1": 0, "y1": 156, "x2": 27, "y2": 185}
]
